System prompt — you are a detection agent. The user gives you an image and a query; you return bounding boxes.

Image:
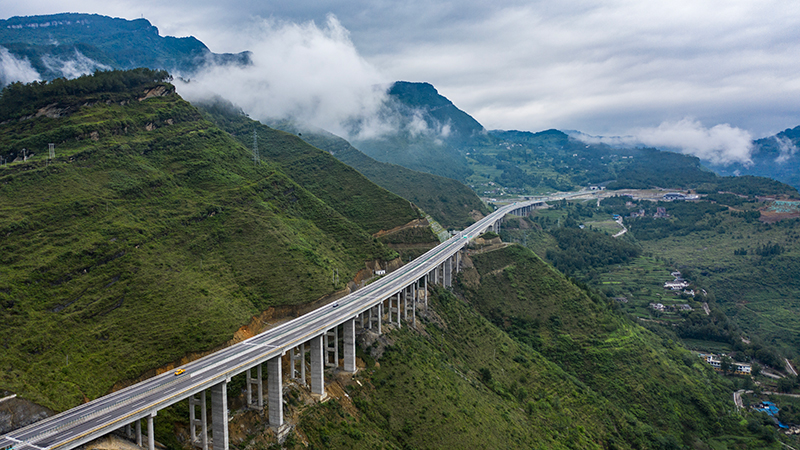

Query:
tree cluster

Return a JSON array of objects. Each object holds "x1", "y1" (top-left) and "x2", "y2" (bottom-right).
[{"x1": 0, "y1": 68, "x2": 172, "y2": 121}]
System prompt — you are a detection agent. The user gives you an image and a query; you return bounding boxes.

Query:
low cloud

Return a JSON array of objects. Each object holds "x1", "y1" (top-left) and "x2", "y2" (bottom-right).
[
  {"x1": 41, "y1": 49, "x2": 112, "y2": 79},
  {"x1": 774, "y1": 136, "x2": 798, "y2": 163},
  {"x1": 0, "y1": 46, "x2": 41, "y2": 87},
  {"x1": 175, "y1": 15, "x2": 391, "y2": 139},
  {"x1": 576, "y1": 118, "x2": 754, "y2": 166}
]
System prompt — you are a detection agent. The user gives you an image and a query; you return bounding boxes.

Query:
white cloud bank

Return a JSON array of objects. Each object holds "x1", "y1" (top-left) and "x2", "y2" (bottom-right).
[
  {"x1": 774, "y1": 136, "x2": 798, "y2": 163},
  {"x1": 575, "y1": 119, "x2": 754, "y2": 166},
  {"x1": 175, "y1": 15, "x2": 390, "y2": 139},
  {"x1": 42, "y1": 50, "x2": 112, "y2": 79},
  {"x1": 0, "y1": 46, "x2": 40, "y2": 86}
]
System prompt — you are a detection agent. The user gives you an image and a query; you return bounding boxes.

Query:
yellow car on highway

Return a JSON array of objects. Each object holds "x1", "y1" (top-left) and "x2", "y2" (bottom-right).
[{"x1": 174, "y1": 369, "x2": 186, "y2": 376}]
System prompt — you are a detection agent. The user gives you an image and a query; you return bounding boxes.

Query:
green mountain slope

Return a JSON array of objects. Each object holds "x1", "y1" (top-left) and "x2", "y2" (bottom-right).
[
  {"x1": 0, "y1": 13, "x2": 249, "y2": 81},
  {"x1": 276, "y1": 124, "x2": 490, "y2": 230},
  {"x1": 349, "y1": 82, "x2": 474, "y2": 181},
  {"x1": 195, "y1": 99, "x2": 420, "y2": 235},
  {"x1": 460, "y1": 245, "x2": 729, "y2": 435},
  {"x1": 284, "y1": 246, "x2": 777, "y2": 449},
  {"x1": 0, "y1": 70, "x2": 405, "y2": 410}
]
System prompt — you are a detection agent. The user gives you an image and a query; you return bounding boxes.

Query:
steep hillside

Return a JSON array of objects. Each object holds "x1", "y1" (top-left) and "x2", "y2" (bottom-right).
[
  {"x1": 0, "y1": 70, "x2": 406, "y2": 410},
  {"x1": 196, "y1": 100, "x2": 421, "y2": 235},
  {"x1": 0, "y1": 13, "x2": 249, "y2": 82},
  {"x1": 278, "y1": 246, "x2": 776, "y2": 449},
  {"x1": 456, "y1": 244, "x2": 777, "y2": 447},
  {"x1": 263, "y1": 120, "x2": 489, "y2": 230},
  {"x1": 349, "y1": 82, "x2": 474, "y2": 181}
]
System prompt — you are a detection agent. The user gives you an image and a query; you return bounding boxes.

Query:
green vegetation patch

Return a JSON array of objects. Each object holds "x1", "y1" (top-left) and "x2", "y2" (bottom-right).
[{"x1": 0, "y1": 71, "x2": 401, "y2": 410}]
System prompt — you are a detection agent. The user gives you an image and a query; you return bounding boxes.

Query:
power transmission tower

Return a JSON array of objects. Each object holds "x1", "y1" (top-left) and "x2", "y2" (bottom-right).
[
  {"x1": 252, "y1": 128, "x2": 260, "y2": 165},
  {"x1": 48, "y1": 143, "x2": 55, "y2": 166}
]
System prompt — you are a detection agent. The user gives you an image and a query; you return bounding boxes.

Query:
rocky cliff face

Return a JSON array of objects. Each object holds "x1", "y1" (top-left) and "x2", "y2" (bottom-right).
[{"x1": 0, "y1": 395, "x2": 53, "y2": 435}]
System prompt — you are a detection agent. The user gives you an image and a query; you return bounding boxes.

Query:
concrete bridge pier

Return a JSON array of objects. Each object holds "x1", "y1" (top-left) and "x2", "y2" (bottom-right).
[
  {"x1": 377, "y1": 303, "x2": 382, "y2": 334},
  {"x1": 135, "y1": 419, "x2": 142, "y2": 447},
  {"x1": 211, "y1": 380, "x2": 229, "y2": 450},
  {"x1": 267, "y1": 356, "x2": 283, "y2": 430},
  {"x1": 392, "y1": 292, "x2": 401, "y2": 328},
  {"x1": 411, "y1": 280, "x2": 417, "y2": 326},
  {"x1": 189, "y1": 391, "x2": 208, "y2": 450},
  {"x1": 324, "y1": 327, "x2": 338, "y2": 367},
  {"x1": 402, "y1": 286, "x2": 409, "y2": 321},
  {"x1": 310, "y1": 335, "x2": 326, "y2": 399},
  {"x1": 290, "y1": 344, "x2": 306, "y2": 385},
  {"x1": 366, "y1": 304, "x2": 374, "y2": 329},
  {"x1": 424, "y1": 275, "x2": 428, "y2": 314},
  {"x1": 343, "y1": 318, "x2": 356, "y2": 372},
  {"x1": 246, "y1": 365, "x2": 263, "y2": 409},
  {"x1": 146, "y1": 412, "x2": 156, "y2": 450},
  {"x1": 444, "y1": 257, "x2": 452, "y2": 287}
]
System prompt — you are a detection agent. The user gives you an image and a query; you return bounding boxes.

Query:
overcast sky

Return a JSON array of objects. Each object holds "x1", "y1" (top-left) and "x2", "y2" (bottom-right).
[{"x1": 3, "y1": 0, "x2": 800, "y2": 163}]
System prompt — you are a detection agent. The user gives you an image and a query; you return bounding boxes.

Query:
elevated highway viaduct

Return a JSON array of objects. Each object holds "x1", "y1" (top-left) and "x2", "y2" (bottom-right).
[{"x1": 1, "y1": 200, "x2": 544, "y2": 450}]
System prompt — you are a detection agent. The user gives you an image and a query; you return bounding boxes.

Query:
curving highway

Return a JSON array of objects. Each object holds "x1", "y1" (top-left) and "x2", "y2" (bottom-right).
[{"x1": 0, "y1": 199, "x2": 542, "y2": 450}]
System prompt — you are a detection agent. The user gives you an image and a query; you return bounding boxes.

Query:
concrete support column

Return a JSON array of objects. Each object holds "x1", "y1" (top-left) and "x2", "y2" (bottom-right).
[
  {"x1": 377, "y1": 303, "x2": 382, "y2": 334},
  {"x1": 246, "y1": 365, "x2": 263, "y2": 409},
  {"x1": 268, "y1": 356, "x2": 283, "y2": 430},
  {"x1": 343, "y1": 318, "x2": 356, "y2": 373},
  {"x1": 147, "y1": 412, "x2": 156, "y2": 450},
  {"x1": 290, "y1": 347, "x2": 300, "y2": 380},
  {"x1": 310, "y1": 335, "x2": 325, "y2": 397},
  {"x1": 189, "y1": 391, "x2": 208, "y2": 450},
  {"x1": 412, "y1": 280, "x2": 417, "y2": 327},
  {"x1": 136, "y1": 420, "x2": 142, "y2": 447},
  {"x1": 424, "y1": 275, "x2": 428, "y2": 315},
  {"x1": 125, "y1": 424, "x2": 132, "y2": 440},
  {"x1": 211, "y1": 381, "x2": 228, "y2": 450},
  {"x1": 324, "y1": 327, "x2": 338, "y2": 367},
  {"x1": 444, "y1": 257, "x2": 452, "y2": 287},
  {"x1": 402, "y1": 287, "x2": 408, "y2": 321},
  {"x1": 396, "y1": 293, "x2": 401, "y2": 327},
  {"x1": 300, "y1": 344, "x2": 306, "y2": 384}
]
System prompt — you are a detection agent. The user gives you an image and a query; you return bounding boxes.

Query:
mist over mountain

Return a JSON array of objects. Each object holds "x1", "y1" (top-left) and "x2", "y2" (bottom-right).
[
  {"x1": 707, "y1": 126, "x2": 800, "y2": 190},
  {"x1": 347, "y1": 81, "x2": 481, "y2": 180},
  {"x1": 0, "y1": 13, "x2": 250, "y2": 83}
]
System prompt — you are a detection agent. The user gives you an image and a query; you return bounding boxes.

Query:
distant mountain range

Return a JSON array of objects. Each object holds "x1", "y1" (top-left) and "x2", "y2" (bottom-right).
[
  {"x1": 0, "y1": 13, "x2": 250, "y2": 82},
  {"x1": 1, "y1": 12, "x2": 797, "y2": 194}
]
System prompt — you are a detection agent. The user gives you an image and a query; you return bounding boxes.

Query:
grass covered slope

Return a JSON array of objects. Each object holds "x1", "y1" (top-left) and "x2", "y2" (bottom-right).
[
  {"x1": 196, "y1": 100, "x2": 420, "y2": 234},
  {"x1": 294, "y1": 288, "x2": 632, "y2": 449},
  {"x1": 458, "y1": 244, "x2": 743, "y2": 446},
  {"x1": 0, "y1": 71, "x2": 400, "y2": 410},
  {"x1": 291, "y1": 285, "x2": 773, "y2": 449},
  {"x1": 301, "y1": 130, "x2": 490, "y2": 230},
  {"x1": 257, "y1": 117, "x2": 489, "y2": 230}
]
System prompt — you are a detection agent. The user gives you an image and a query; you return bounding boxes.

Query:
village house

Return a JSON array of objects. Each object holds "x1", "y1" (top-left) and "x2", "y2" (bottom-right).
[
  {"x1": 703, "y1": 354, "x2": 752, "y2": 375},
  {"x1": 664, "y1": 280, "x2": 689, "y2": 290}
]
